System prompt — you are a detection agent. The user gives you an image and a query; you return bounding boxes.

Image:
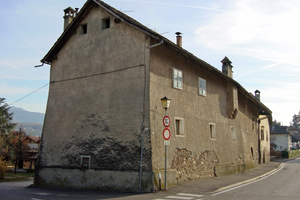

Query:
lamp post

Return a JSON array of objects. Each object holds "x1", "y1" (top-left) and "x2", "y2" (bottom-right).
[{"x1": 160, "y1": 96, "x2": 171, "y2": 190}]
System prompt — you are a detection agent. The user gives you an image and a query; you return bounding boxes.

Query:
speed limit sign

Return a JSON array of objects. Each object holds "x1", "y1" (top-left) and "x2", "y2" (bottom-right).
[{"x1": 163, "y1": 116, "x2": 170, "y2": 127}]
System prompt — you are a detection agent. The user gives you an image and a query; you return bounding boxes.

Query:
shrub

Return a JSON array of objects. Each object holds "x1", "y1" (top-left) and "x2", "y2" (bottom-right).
[{"x1": 0, "y1": 156, "x2": 7, "y2": 179}]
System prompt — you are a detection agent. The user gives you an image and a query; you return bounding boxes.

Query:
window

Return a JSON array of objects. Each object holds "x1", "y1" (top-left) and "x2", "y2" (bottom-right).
[
  {"x1": 80, "y1": 155, "x2": 91, "y2": 168},
  {"x1": 261, "y1": 126, "x2": 264, "y2": 140},
  {"x1": 198, "y1": 77, "x2": 206, "y2": 96},
  {"x1": 102, "y1": 18, "x2": 110, "y2": 29},
  {"x1": 231, "y1": 126, "x2": 237, "y2": 141},
  {"x1": 175, "y1": 118, "x2": 184, "y2": 136},
  {"x1": 266, "y1": 131, "x2": 269, "y2": 141},
  {"x1": 173, "y1": 68, "x2": 183, "y2": 89},
  {"x1": 209, "y1": 123, "x2": 216, "y2": 139},
  {"x1": 81, "y1": 24, "x2": 87, "y2": 34}
]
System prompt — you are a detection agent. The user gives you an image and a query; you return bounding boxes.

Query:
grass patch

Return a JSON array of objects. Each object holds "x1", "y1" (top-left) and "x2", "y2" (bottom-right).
[{"x1": 0, "y1": 171, "x2": 35, "y2": 182}]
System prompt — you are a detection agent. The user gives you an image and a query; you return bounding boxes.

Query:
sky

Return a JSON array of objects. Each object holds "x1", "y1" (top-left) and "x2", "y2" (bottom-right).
[{"x1": 0, "y1": 0, "x2": 300, "y2": 126}]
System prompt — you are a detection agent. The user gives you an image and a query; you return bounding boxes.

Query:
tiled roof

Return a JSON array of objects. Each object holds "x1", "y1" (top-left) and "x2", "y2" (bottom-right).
[
  {"x1": 27, "y1": 136, "x2": 41, "y2": 143},
  {"x1": 271, "y1": 126, "x2": 290, "y2": 134}
]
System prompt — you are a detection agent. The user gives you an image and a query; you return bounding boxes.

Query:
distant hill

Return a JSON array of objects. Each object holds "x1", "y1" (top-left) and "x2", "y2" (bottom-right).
[
  {"x1": 10, "y1": 106, "x2": 45, "y2": 136},
  {"x1": 10, "y1": 106, "x2": 45, "y2": 124},
  {"x1": 15, "y1": 122, "x2": 43, "y2": 137}
]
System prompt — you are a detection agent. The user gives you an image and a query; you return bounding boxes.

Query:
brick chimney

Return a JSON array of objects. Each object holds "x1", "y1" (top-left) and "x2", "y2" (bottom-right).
[
  {"x1": 221, "y1": 56, "x2": 233, "y2": 78},
  {"x1": 175, "y1": 32, "x2": 182, "y2": 47},
  {"x1": 63, "y1": 7, "x2": 76, "y2": 30}
]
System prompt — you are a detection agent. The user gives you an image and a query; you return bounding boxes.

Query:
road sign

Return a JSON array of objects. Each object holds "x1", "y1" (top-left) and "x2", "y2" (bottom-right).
[
  {"x1": 164, "y1": 140, "x2": 170, "y2": 145},
  {"x1": 163, "y1": 116, "x2": 171, "y2": 127},
  {"x1": 163, "y1": 128, "x2": 171, "y2": 140}
]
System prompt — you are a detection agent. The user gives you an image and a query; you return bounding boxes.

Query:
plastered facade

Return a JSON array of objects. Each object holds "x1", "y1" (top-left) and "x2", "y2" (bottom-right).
[{"x1": 35, "y1": 0, "x2": 272, "y2": 193}]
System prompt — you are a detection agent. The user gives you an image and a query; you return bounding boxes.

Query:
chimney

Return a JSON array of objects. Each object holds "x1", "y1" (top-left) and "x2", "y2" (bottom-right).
[
  {"x1": 63, "y1": 7, "x2": 76, "y2": 30},
  {"x1": 175, "y1": 32, "x2": 182, "y2": 47},
  {"x1": 255, "y1": 90, "x2": 261, "y2": 101},
  {"x1": 221, "y1": 56, "x2": 233, "y2": 78}
]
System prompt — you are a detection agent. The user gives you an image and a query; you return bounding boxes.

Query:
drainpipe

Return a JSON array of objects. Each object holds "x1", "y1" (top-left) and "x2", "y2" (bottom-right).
[
  {"x1": 147, "y1": 40, "x2": 163, "y2": 49},
  {"x1": 139, "y1": 127, "x2": 149, "y2": 193},
  {"x1": 34, "y1": 62, "x2": 45, "y2": 68}
]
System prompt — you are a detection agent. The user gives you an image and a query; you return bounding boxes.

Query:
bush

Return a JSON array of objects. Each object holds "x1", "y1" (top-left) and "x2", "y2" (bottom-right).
[
  {"x1": 0, "y1": 156, "x2": 7, "y2": 179},
  {"x1": 281, "y1": 150, "x2": 300, "y2": 159}
]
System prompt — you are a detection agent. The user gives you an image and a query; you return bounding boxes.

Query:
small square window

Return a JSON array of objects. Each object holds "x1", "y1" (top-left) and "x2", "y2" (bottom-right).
[
  {"x1": 81, "y1": 24, "x2": 87, "y2": 34},
  {"x1": 175, "y1": 118, "x2": 184, "y2": 136},
  {"x1": 173, "y1": 68, "x2": 183, "y2": 89},
  {"x1": 80, "y1": 155, "x2": 90, "y2": 168},
  {"x1": 102, "y1": 18, "x2": 110, "y2": 29},
  {"x1": 199, "y1": 77, "x2": 206, "y2": 96},
  {"x1": 209, "y1": 123, "x2": 216, "y2": 139}
]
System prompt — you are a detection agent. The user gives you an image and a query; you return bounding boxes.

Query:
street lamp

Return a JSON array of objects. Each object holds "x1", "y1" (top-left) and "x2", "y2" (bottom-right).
[
  {"x1": 160, "y1": 96, "x2": 171, "y2": 116},
  {"x1": 160, "y1": 96, "x2": 171, "y2": 190}
]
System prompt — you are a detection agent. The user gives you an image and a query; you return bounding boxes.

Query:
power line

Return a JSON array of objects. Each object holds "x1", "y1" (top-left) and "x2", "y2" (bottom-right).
[{"x1": 9, "y1": 83, "x2": 49, "y2": 106}]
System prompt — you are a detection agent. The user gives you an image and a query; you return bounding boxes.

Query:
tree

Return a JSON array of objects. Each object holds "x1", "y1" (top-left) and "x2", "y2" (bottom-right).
[
  {"x1": 0, "y1": 98, "x2": 16, "y2": 134},
  {"x1": 0, "y1": 156, "x2": 7, "y2": 179},
  {"x1": 272, "y1": 120, "x2": 281, "y2": 127},
  {"x1": 292, "y1": 111, "x2": 300, "y2": 130},
  {"x1": 10, "y1": 128, "x2": 29, "y2": 171},
  {"x1": 0, "y1": 98, "x2": 16, "y2": 158}
]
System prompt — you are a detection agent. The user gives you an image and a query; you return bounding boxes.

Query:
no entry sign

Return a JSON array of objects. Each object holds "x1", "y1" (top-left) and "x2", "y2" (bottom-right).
[{"x1": 163, "y1": 128, "x2": 171, "y2": 140}]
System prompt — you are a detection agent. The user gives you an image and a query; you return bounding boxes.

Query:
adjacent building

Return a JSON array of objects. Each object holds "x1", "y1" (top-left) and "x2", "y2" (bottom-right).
[
  {"x1": 270, "y1": 126, "x2": 292, "y2": 151},
  {"x1": 35, "y1": 0, "x2": 272, "y2": 192}
]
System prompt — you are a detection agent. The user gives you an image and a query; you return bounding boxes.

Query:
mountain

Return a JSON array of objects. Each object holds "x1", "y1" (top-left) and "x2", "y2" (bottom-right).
[
  {"x1": 10, "y1": 106, "x2": 45, "y2": 124},
  {"x1": 10, "y1": 106, "x2": 45, "y2": 136}
]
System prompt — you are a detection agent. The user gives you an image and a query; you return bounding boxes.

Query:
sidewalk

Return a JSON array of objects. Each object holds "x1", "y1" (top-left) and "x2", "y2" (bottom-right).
[{"x1": 166, "y1": 160, "x2": 284, "y2": 194}]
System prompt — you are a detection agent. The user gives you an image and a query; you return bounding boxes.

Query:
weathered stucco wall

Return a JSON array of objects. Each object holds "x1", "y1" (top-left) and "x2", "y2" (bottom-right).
[
  {"x1": 36, "y1": 6, "x2": 152, "y2": 192},
  {"x1": 148, "y1": 41, "x2": 260, "y2": 188},
  {"x1": 259, "y1": 115, "x2": 270, "y2": 163},
  {"x1": 36, "y1": 168, "x2": 152, "y2": 192}
]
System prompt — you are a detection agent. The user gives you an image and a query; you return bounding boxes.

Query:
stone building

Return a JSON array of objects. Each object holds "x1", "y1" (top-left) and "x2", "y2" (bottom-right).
[{"x1": 35, "y1": 0, "x2": 272, "y2": 192}]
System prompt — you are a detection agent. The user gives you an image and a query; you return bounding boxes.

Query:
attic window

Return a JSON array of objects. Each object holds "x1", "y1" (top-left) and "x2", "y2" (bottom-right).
[
  {"x1": 81, "y1": 24, "x2": 87, "y2": 34},
  {"x1": 102, "y1": 18, "x2": 110, "y2": 29}
]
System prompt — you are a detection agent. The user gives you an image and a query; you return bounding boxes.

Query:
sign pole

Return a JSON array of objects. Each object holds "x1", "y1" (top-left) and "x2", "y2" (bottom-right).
[
  {"x1": 164, "y1": 109, "x2": 167, "y2": 190},
  {"x1": 165, "y1": 143, "x2": 167, "y2": 190}
]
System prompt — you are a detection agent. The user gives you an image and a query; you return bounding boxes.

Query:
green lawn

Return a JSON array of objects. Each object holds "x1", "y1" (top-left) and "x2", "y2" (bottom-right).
[{"x1": 0, "y1": 171, "x2": 35, "y2": 182}]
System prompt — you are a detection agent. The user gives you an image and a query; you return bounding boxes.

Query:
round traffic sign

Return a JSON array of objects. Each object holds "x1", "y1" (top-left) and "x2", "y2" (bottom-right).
[
  {"x1": 163, "y1": 116, "x2": 171, "y2": 127},
  {"x1": 163, "y1": 128, "x2": 171, "y2": 140}
]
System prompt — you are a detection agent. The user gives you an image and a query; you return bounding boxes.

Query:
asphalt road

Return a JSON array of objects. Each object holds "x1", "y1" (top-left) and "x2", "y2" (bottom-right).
[{"x1": 0, "y1": 159, "x2": 299, "y2": 200}]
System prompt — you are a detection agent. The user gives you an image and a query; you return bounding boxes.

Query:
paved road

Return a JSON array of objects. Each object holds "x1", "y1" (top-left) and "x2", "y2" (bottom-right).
[{"x1": 0, "y1": 159, "x2": 298, "y2": 200}]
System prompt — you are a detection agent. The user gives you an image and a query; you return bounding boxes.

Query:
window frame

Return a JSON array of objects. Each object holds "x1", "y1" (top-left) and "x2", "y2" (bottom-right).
[
  {"x1": 80, "y1": 155, "x2": 91, "y2": 168},
  {"x1": 198, "y1": 77, "x2": 207, "y2": 96},
  {"x1": 209, "y1": 123, "x2": 216, "y2": 140},
  {"x1": 173, "y1": 68, "x2": 183, "y2": 90},
  {"x1": 174, "y1": 117, "x2": 184, "y2": 137},
  {"x1": 261, "y1": 126, "x2": 265, "y2": 140}
]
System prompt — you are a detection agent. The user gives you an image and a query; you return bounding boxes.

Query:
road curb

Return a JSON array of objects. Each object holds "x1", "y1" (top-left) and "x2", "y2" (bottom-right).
[{"x1": 212, "y1": 162, "x2": 285, "y2": 193}]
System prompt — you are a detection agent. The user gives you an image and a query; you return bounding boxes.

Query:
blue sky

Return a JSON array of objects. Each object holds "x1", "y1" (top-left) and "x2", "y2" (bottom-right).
[{"x1": 1, "y1": 0, "x2": 300, "y2": 125}]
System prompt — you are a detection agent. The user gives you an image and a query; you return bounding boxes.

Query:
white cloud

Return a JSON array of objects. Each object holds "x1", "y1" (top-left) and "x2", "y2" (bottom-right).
[
  {"x1": 195, "y1": 0, "x2": 300, "y2": 65},
  {"x1": 0, "y1": 61, "x2": 22, "y2": 70}
]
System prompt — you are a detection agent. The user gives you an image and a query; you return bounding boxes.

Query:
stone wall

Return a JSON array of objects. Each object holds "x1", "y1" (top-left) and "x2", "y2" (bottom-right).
[{"x1": 171, "y1": 148, "x2": 219, "y2": 182}]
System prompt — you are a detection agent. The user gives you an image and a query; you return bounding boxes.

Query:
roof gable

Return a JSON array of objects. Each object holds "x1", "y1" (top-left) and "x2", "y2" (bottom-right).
[{"x1": 40, "y1": 0, "x2": 272, "y2": 118}]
